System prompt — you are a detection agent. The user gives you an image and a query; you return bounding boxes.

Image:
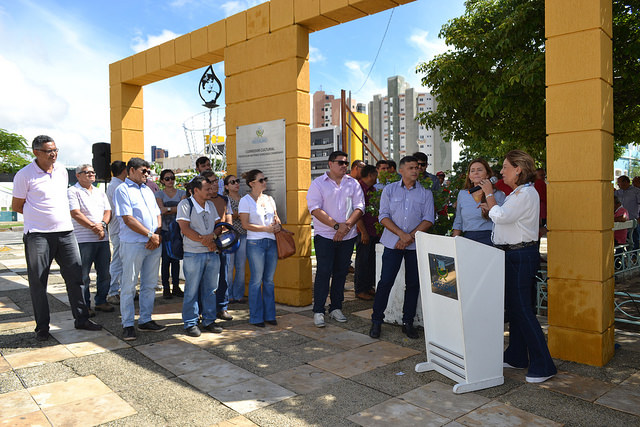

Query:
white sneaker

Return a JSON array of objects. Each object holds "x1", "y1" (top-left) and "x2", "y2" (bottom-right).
[
  {"x1": 314, "y1": 313, "x2": 325, "y2": 328},
  {"x1": 503, "y1": 362, "x2": 525, "y2": 369},
  {"x1": 329, "y1": 309, "x2": 347, "y2": 322},
  {"x1": 525, "y1": 374, "x2": 555, "y2": 383}
]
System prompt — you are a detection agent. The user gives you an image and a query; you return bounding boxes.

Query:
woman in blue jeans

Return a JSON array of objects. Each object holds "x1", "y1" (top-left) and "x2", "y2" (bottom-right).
[
  {"x1": 480, "y1": 150, "x2": 557, "y2": 384},
  {"x1": 224, "y1": 175, "x2": 248, "y2": 304},
  {"x1": 239, "y1": 169, "x2": 281, "y2": 327}
]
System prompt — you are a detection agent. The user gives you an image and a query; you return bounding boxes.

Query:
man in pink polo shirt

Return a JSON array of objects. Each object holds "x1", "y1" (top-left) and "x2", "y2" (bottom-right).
[{"x1": 12, "y1": 135, "x2": 102, "y2": 341}]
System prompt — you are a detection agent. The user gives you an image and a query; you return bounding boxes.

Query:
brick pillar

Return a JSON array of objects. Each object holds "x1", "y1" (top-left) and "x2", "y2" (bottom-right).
[
  {"x1": 545, "y1": 0, "x2": 615, "y2": 366},
  {"x1": 109, "y1": 79, "x2": 144, "y2": 162}
]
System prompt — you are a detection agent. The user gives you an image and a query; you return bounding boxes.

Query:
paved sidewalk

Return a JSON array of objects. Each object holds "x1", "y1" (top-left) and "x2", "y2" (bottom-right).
[{"x1": 1, "y1": 231, "x2": 639, "y2": 426}]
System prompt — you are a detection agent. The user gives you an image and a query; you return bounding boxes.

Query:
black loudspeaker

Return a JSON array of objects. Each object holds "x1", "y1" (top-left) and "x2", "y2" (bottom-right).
[{"x1": 92, "y1": 142, "x2": 111, "y2": 181}]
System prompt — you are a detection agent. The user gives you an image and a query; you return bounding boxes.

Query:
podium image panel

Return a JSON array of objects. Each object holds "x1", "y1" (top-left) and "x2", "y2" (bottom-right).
[{"x1": 415, "y1": 233, "x2": 505, "y2": 393}]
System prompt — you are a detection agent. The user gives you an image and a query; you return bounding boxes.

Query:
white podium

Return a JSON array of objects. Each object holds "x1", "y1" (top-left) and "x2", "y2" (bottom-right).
[{"x1": 414, "y1": 233, "x2": 505, "y2": 394}]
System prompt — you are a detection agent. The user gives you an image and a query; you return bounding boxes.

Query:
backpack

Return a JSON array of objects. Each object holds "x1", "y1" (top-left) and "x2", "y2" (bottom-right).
[{"x1": 164, "y1": 198, "x2": 193, "y2": 260}]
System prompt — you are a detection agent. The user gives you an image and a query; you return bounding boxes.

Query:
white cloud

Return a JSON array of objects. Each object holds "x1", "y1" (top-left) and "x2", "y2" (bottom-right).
[
  {"x1": 342, "y1": 60, "x2": 386, "y2": 106},
  {"x1": 309, "y1": 46, "x2": 325, "y2": 63},
  {"x1": 131, "y1": 29, "x2": 182, "y2": 53},
  {"x1": 408, "y1": 29, "x2": 449, "y2": 60}
]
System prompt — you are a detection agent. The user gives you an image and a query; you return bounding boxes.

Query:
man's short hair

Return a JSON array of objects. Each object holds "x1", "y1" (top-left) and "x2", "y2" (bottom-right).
[
  {"x1": 328, "y1": 151, "x2": 348, "y2": 162},
  {"x1": 387, "y1": 160, "x2": 397, "y2": 170},
  {"x1": 412, "y1": 151, "x2": 428, "y2": 164},
  {"x1": 32, "y1": 135, "x2": 54, "y2": 150},
  {"x1": 111, "y1": 160, "x2": 127, "y2": 176},
  {"x1": 351, "y1": 160, "x2": 364, "y2": 169},
  {"x1": 399, "y1": 156, "x2": 418, "y2": 167},
  {"x1": 126, "y1": 157, "x2": 149, "y2": 172},
  {"x1": 75, "y1": 164, "x2": 93, "y2": 174},
  {"x1": 191, "y1": 176, "x2": 209, "y2": 192},
  {"x1": 361, "y1": 165, "x2": 378, "y2": 179},
  {"x1": 375, "y1": 160, "x2": 388, "y2": 168},
  {"x1": 200, "y1": 170, "x2": 217, "y2": 181},
  {"x1": 618, "y1": 175, "x2": 630, "y2": 184},
  {"x1": 195, "y1": 156, "x2": 210, "y2": 168}
]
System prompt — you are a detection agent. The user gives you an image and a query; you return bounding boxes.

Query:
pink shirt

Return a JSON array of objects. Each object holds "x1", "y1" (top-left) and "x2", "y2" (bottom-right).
[
  {"x1": 13, "y1": 160, "x2": 73, "y2": 233},
  {"x1": 306, "y1": 173, "x2": 365, "y2": 240},
  {"x1": 614, "y1": 206, "x2": 629, "y2": 245}
]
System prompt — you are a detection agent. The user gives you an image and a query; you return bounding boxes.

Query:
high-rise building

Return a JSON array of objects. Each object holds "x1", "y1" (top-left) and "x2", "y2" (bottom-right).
[
  {"x1": 151, "y1": 145, "x2": 168, "y2": 162},
  {"x1": 368, "y1": 76, "x2": 451, "y2": 174},
  {"x1": 312, "y1": 91, "x2": 357, "y2": 128},
  {"x1": 310, "y1": 125, "x2": 341, "y2": 180}
]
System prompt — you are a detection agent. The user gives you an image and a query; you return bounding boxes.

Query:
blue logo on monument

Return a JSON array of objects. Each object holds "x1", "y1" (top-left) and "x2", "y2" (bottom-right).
[{"x1": 428, "y1": 254, "x2": 458, "y2": 300}]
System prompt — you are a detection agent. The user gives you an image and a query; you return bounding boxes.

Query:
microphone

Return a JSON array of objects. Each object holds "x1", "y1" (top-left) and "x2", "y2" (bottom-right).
[{"x1": 469, "y1": 176, "x2": 498, "y2": 193}]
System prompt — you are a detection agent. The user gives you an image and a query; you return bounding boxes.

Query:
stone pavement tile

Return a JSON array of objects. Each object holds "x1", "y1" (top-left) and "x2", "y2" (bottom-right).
[
  {"x1": 42, "y1": 391, "x2": 136, "y2": 426},
  {"x1": 213, "y1": 415, "x2": 259, "y2": 426},
  {"x1": 398, "y1": 381, "x2": 490, "y2": 419},
  {"x1": 558, "y1": 356, "x2": 638, "y2": 385},
  {"x1": 14, "y1": 361, "x2": 78, "y2": 388},
  {"x1": 178, "y1": 361, "x2": 260, "y2": 392},
  {"x1": 249, "y1": 329, "x2": 312, "y2": 351},
  {"x1": 275, "y1": 313, "x2": 314, "y2": 329},
  {"x1": 247, "y1": 377, "x2": 390, "y2": 426},
  {"x1": 0, "y1": 408, "x2": 49, "y2": 426},
  {"x1": 48, "y1": 311, "x2": 76, "y2": 331},
  {"x1": 0, "y1": 274, "x2": 29, "y2": 292},
  {"x1": 28, "y1": 374, "x2": 111, "y2": 408},
  {"x1": 457, "y1": 400, "x2": 561, "y2": 426},
  {"x1": 64, "y1": 334, "x2": 130, "y2": 357},
  {"x1": 0, "y1": 316, "x2": 33, "y2": 332},
  {"x1": 0, "y1": 389, "x2": 39, "y2": 419},
  {"x1": 155, "y1": 348, "x2": 228, "y2": 376},
  {"x1": 208, "y1": 376, "x2": 296, "y2": 414},
  {"x1": 0, "y1": 296, "x2": 23, "y2": 314},
  {"x1": 595, "y1": 372, "x2": 640, "y2": 417},
  {"x1": 116, "y1": 377, "x2": 237, "y2": 426},
  {"x1": 5, "y1": 345, "x2": 75, "y2": 369},
  {"x1": 275, "y1": 303, "x2": 312, "y2": 313},
  {"x1": 0, "y1": 371, "x2": 24, "y2": 393},
  {"x1": 280, "y1": 339, "x2": 344, "y2": 364},
  {"x1": 616, "y1": 331, "x2": 640, "y2": 353},
  {"x1": 310, "y1": 341, "x2": 420, "y2": 378},
  {"x1": 0, "y1": 356, "x2": 10, "y2": 373},
  {"x1": 352, "y1": 308, "x2": 373, "y2": 320},
  {"x1": 151, "y1": 302, "x2": 183, "y2": 314},
  {"x1": 266, "y1": 364, "x2": 342, "y2": 395},
  {"x1": 50, "y1": 327, "x2": 115, "y2": 345},
  {"x1": 348, "y1": 397, "x2": 451, "y2": 427},
  {"x1": 136, "y1": 337, "x2": 199, "y2": 360},
  {"x1": 62, "y1": 348, "x2": 173, "y2": 393},
  {"x1": 208, "y1": 339, "x2": 303, "y2": 376},
  {"x1": 315, "y1": 329, "x2": 377, "y2": 350},
  {"x1": 290, "y1": 322, "x2": 347, "y2": 340},
  {"x1": 538, "y1": 371, "x2": 615, "y2": 402}
]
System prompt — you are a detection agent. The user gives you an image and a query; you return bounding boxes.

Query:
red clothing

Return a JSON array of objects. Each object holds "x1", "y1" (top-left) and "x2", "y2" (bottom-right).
[
  {"x1": 495, "y1": 179, "x2": 513, "y2": 196},
  {"x1": 534, "y1": 179, "x2": 547, "y2": 220},
  {"x1": 615, "y1": 206, "x2": 630, "y2": 245},
  {"x1": 359, "y1": 180, "x2": 380, "y2": 237}
]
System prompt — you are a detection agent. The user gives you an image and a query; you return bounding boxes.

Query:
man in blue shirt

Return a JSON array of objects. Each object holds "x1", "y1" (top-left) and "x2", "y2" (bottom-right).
[
  {"x1": 114, "y1": 157, "x2": 165, "y2": 341},
  {"x1": 369, "y1": 155, "x2": 435, "y2": 339}
]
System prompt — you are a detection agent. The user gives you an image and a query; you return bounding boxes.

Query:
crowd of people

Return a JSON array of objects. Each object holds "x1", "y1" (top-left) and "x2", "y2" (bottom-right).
[{"x1": 12, "y1": 135, "x2": 556, "y2": 384}]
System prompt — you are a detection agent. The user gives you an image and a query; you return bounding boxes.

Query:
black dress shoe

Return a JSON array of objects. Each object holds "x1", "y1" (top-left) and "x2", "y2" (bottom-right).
[
  {"x1": 217, "y1": 310, "x2": 233, "y2": 321},
  {"x1": 35, "y1": 331, "x2": 51, "y2": 341},
  {"x1": 402, "y1": 323, "x2": 419, "y2": 339},
  {"x1": 172, "y1": 287, "x2": 184, "y2": 297},
  {"x1": 75, "y1": 319, "x2": 103, "y2": 331},
  {"x1": 369, "y1": 322, "x2": 381, "y2": 338}
]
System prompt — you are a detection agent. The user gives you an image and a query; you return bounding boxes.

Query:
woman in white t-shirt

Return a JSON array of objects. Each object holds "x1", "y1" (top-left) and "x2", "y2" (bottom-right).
[{"x1": 239, "y1": 169, "x2": 282, "y2": 327}]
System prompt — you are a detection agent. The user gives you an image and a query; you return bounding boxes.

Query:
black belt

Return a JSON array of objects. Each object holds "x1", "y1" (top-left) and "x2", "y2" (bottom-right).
[{"x1": 495, "y1": 241, "x2": 538, "y2": 251}]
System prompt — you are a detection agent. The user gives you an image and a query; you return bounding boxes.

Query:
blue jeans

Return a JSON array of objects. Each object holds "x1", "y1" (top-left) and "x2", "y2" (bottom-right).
[
  {"x1": 108, "y1": 232, "x2": 122, "y2": 296},
  {"x1": 246, "y1": 238, "x2": 278, "y2": 324},
  {"x1": 119, "y1": 242, "x2": 161, "y2": 327},
  {"x1": 160, "y1": 233, "x2": 181, "y2": 291},
  {"x1": 463, "y1": 230, "x2": 493, "y2": 246},
  {"x1": 372, "y1": 247, "x2": 420, "y2": 325},
  {"x1": 503, "y1": 245, "x2": 557, "y2": 378},
  {"x1": 216, "y1": 253, "x2": 229, "y2": 312},
  {"x1": 313, "y1": 235, "x2": 356, "y2": 314},
  {"x1": 226, "y1": 234, "x2": 247, "y2": 300},
  {"x1": 182, "y1": 251, "x2": 220, "y2": 328},
  {"x1": 79, "y1": 241, "x2": 111, "y2": 307},
  {"x1": 23, "y1": 231, "x2": 91, "y2": 332}
]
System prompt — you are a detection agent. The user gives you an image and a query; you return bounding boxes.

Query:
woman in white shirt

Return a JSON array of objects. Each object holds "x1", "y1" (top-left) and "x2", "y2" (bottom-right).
[
  {"x1": 239, "y1": 169, "x2": 282, "y2": 327},
  {"x1": 480, "y1": 150, "x2": 557, "y2": 384}
]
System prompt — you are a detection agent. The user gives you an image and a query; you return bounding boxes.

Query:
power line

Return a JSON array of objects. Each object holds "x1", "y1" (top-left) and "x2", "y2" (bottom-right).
[{"x1": 354, "y1": 9, "x2": 394, "y2": 95}]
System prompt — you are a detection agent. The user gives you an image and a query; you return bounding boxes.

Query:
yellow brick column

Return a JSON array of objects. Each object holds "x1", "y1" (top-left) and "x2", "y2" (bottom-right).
[
  {"x1": 109, "y1": 60, "x2": 144, "y2": 162},
  {"x1": 545, "y1": 0, "x2": 614, "y2": 366},
  {"x1": 224, "y1": 6, "x2": 312, "y2": 305}
]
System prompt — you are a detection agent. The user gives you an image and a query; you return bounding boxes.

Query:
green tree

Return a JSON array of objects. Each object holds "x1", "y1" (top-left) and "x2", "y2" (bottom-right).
[
  {"x1": 417, "y1": 0, "x2": 640, "y2": 166},
  {"x1": 0, "y1": 129, "x2": 32, "y2": 173}
]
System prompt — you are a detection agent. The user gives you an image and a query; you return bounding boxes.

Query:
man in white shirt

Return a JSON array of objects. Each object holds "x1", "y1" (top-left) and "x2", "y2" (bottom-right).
[
  {"x1": 106, "y1": 160, "x2": 127, "y2": 304},
  {"x1": 68, "y1": 164, "x2": 113, "y2": 314},
  {"x1": 12, "y1": 135, "x2": 102, "y2": 341}
]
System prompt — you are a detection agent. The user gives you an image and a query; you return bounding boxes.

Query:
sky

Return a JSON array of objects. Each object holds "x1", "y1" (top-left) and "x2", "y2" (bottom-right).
[{"x1": 0, "y1": 0, "x2": 466, "y2": 168}]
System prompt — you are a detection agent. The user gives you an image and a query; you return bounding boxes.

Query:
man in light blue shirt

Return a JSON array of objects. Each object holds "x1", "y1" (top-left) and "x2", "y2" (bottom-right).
[
  {"x1": 370, "y1": 155, "x2": 434, "y2": 340},
  {"x1": 114, "y1": 157, "x2": 164, "y2": 341}
]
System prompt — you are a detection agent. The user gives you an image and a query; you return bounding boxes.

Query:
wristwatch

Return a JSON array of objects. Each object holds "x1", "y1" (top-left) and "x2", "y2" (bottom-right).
[
  {"x1": 333, "y1": 223, "x2": 340, "y2": 230},
  {"x1": 146, "y1": 231, "x2": 154, "y2": 239}
]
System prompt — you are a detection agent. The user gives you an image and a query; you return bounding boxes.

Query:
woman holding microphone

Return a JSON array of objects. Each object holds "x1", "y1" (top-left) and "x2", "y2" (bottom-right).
[{"x1": 479, "y1": 150, "x2": 556, "y2": 384}]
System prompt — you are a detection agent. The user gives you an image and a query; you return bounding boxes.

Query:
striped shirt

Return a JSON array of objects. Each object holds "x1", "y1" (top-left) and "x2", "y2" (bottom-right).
[{"x1": 68, "y1": 182, "x2": 110, "y2": 243}]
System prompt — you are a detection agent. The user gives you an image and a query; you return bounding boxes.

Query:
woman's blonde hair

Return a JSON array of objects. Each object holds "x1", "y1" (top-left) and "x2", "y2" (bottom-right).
[{"x1": 504, "y1": 150, "x2": 536, "y2": 186}]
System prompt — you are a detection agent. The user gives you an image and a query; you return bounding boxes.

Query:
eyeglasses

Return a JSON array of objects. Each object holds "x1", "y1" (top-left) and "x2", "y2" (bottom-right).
[
  {"x1": 36, "y1": 148, "x2": 59, "y2": 154},
  {"x1": 79, "y1": 171, "x2": 96, "y2": 175},
  {"x1": 140, "y1": 169, "x2": 151, "y2": 175},
  {"x1": 333, "y1": 160, "x2": 349, "y2": 166},
  {"x1": 255, "y1": 177, "x2": 268, "y2": 183},
  {"x1": 163, "y1": 177, "x2": 176, "y2": 181},
  {"x1": 417, "y1": 162, "x2": 427, "y2": 167},
  {"x1": 228, "y1": 179, "x2": 240, "y2": 185}
]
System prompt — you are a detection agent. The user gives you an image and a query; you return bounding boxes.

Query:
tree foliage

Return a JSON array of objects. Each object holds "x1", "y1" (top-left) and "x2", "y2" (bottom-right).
[
  {"x1": 0, "y1": 129, "x2": 31, "y2": 173},
  {"x1": 417, "y1": 0, "x2": 640, "y2": 167}
]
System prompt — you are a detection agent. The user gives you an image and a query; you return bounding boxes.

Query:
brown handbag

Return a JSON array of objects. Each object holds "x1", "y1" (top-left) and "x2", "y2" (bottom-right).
[{"x1": 275, "y1": 227, "x2": 296, "y2": 259}]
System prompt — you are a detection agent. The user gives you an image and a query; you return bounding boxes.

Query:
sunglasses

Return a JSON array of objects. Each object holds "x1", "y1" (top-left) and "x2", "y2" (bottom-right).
[
  {"x1": 79, "y1": 170, "x2": 96, "y2": 175},
  {"x1": 227, "y1": 179, "x2": 240, "y2": 185},
  {"x1": 163, "y1": 176, "x2": 176, "y2": 181},
  {"x1": 140, "y1": 169, "x2": 151, "y2": 175},
  {"x1": 254, "y1": 177, "x2": 268, "y2": 183},
  {"x1": 333, "y1": 160, "x2": 349, "y2": 166},
  {"x1": 417, "y1": 162, "x2": 427, "y2": 167}
]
